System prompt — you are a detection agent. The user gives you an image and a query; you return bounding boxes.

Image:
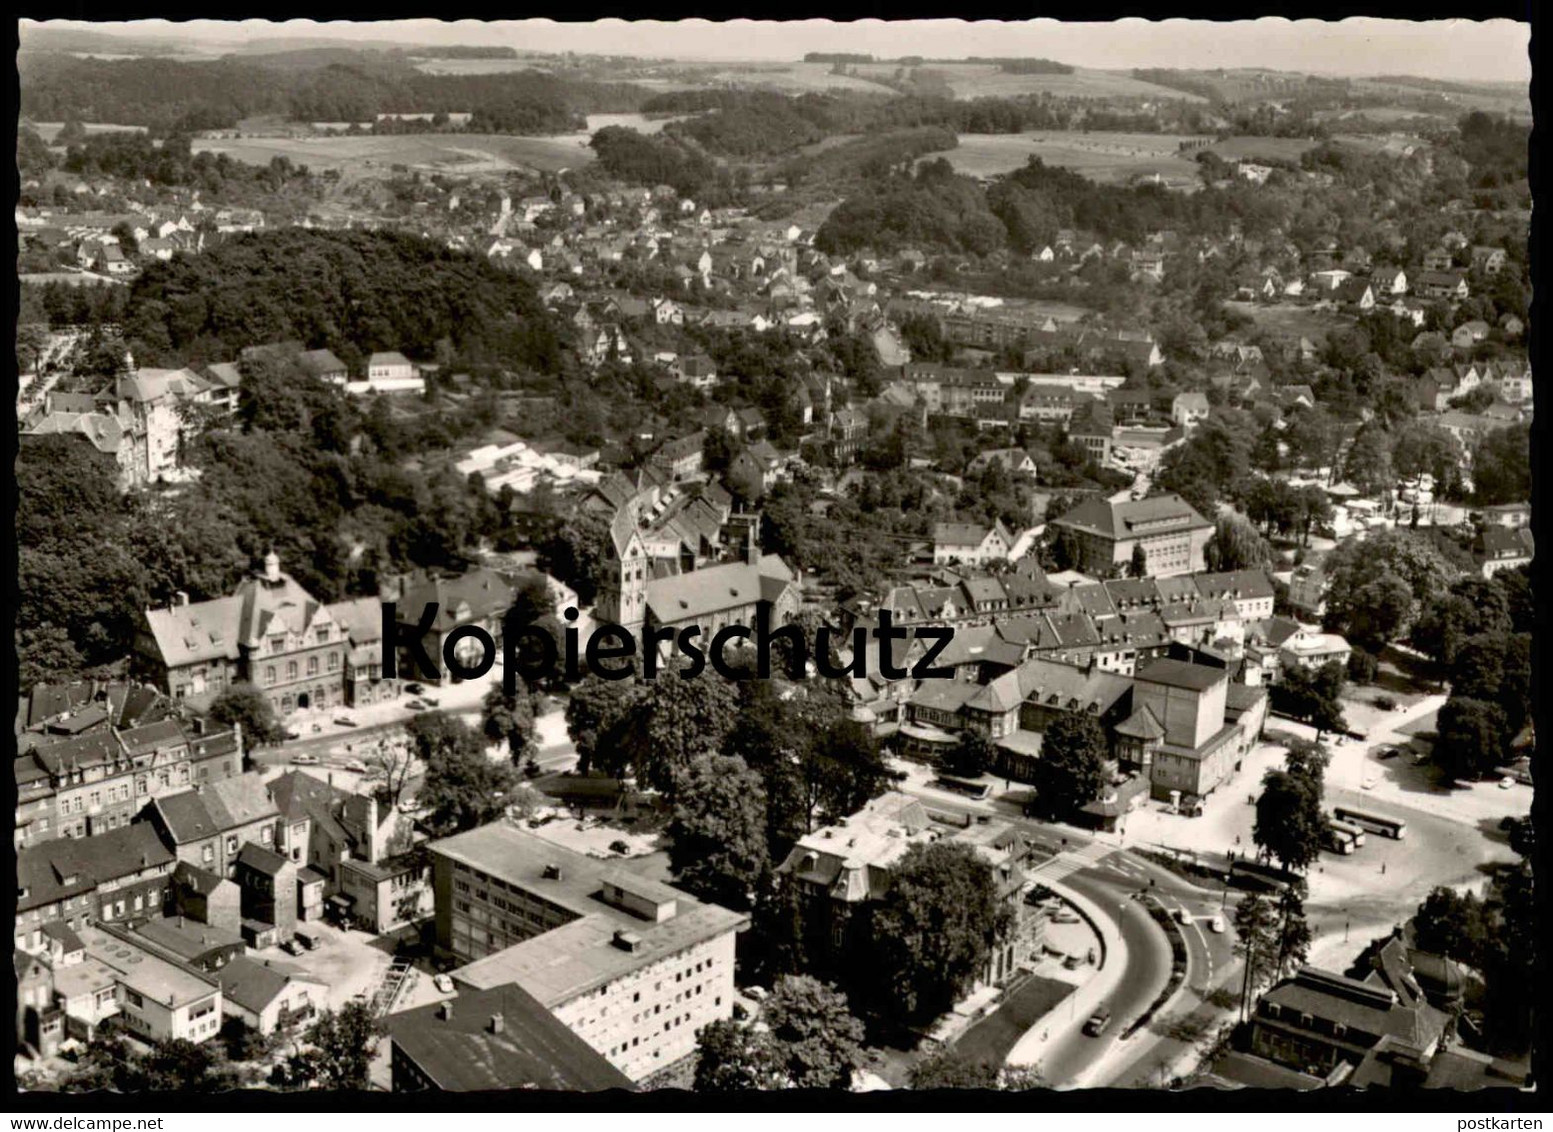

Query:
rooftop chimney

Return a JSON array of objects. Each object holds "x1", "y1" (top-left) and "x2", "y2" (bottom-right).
[
  {"x1": 489, "y1": 1013, "x2": 505, "y2": 1034},
  {"x1": 175, "y1": 591, "x2": 189, "y2": 607},
  {"x1": 439, "y1": 1001, "x2": 454, "y2": 1021},
  {"x1": 263, "y1": 550, "x2": 281, "y2": 583}
]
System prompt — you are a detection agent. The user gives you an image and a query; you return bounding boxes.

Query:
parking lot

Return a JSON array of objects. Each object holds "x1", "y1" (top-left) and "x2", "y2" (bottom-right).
[{"x1": 248, "y1": 920, "x2": 394, "y2": 1013}]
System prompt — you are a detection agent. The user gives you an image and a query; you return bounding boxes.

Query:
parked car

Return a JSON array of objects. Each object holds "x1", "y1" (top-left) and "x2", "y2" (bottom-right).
[
  {"x1": 280, "y1": 939, "x2": 302, "y2": 957},
  {"x1": 1175, "y1": 907, "x2": 1192, "y2": 925},
  {"x1": 1377, "y1": 746, "x2": 1400, "y2": 760},
  {"x1": 406, "y1": 701, "x2": 426, "y2": 712},
  {"x1": 294, "y1": 930, "x2": 318, "y2": 951},
  {"x1": 1063, "y1": 954, "x2": 1084, "y2": 970},
  {"x1": 421, "y1": 696, "x2": 440, "y2": 707},
  {"x1": 283, "y1": 730, "x2": 302, "y2": 742},
  {"x1": 405, "y1": 683, "x2": 425, "y2": 695},
  {"x1": 344, "y1": 760, "x2": 368, "y2": 774},
  {"x1": 433, "y1": 974, "x2": 454, "y2": 994},
  {"x1": 1208, "y1": 915, "x2": 1226, "y2": 934},
  {"x1": 398, "y1": 798, "x2": 420, "y2": 813},
  {"x1": 334, "y1": 716, "x2": 358, "y2": 728},
  {"x1": 1083, "y1": 1007, "x2": 1112, "y2": 1037},
  {"x1": 1498, "y1": 777, "x2": 1515, "y2": 790},
  {"x1": 1050, "y1": 909, "x2": 1080, "y2": 925},
  {"x1": 291, "y1": 753, "x2": 320, "y2": 766},
  {"x1": 745, "y1": 986, "x2": 769, "y2": 1002}
]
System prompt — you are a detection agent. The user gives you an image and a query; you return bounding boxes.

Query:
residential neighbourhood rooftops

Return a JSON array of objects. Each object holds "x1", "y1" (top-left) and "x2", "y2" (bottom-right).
[{"x1": 215, "y1": 954, "x2": 325, "y2": 1014}]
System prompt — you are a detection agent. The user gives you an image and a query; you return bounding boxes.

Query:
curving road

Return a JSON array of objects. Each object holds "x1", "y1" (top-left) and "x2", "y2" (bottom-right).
[{"x1": 1033, "y1": 867, "x2": 1171, "y2": 1087}]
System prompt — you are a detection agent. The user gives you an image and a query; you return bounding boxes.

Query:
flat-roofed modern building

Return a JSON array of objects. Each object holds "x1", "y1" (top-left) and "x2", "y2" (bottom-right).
[
  {"x1": 430, "y1": 824, "x2": 747, "y2": 1085},
  {"x1": 77, "y1": 924, "x2": 223, "y2": 1044},
  {"x1": 388, "y1": 982, "x2": 634, "y2": 1093}
]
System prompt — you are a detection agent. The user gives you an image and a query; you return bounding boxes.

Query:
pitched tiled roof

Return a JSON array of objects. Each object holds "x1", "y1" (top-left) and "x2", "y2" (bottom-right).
[
  {"x1": 1053, "y1": 493, "x2": 1211, "y2": 540},
  {"x1": 143, "y1": 596, "x2": 244, "y2": 670},
  {"x1": 17, "y1": 825, "x2": 174, "y2": 914},
  {"x1": 397, "y1": 568, "x2": 515, "y2": 632},
  {"x1": 235, "y1": 842, "x2": 289, "y2": 876}
]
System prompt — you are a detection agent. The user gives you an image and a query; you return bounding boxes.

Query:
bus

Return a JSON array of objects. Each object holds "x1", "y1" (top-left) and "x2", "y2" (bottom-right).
[
  {"x1": 1327, "y1": 817, "x2": 1367, "y2": 849},
  {"x1": 1228, "y1": 858, "x2": 1299, "y2": 892},
  {"x1": 1332, "y1": 806, "x2": 1407, "y2": 840},
  {"x1": 1321, "y1": 825, "x2": 1356, "y2": 855},
  {"x1": 935, "y1": 775, "x2": 992, "y2": 801}
]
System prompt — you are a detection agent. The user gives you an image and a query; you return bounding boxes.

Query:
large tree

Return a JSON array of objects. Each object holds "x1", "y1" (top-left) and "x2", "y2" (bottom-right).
[
  {"x1": 481, "y1": 678, "x2": 538, "y2": 764},
  {"x1": 208, "y1": 682, "x2": 285, "y2": 747},
  {"x1": 1433, "y1": 696, "x2": 1509, "y2": 783},
  {"x1": 869, "y1": 841, "x2": 1012, "y2": 1026},
  {"x1": 667, "y1": 754, "x2": 769, "y2": 912},
  {"x1": 1471, "y1": 423, "x2": 1530, "y2": 506},
  {"x1": 411, "y1": 711, "x2": 519, "y2": 835},
  {"x1": 596, "y1": 669, "x2": 740, "y2": 796},
  {"x1": 1341, "y1": 427, "x2": 1395, "y2": 497},
  {"x1": 1411, "y1": 886, "x2": 1490, "y2": 968},
  {"x1": 761, "y1": 975, "x2": 867, "y2": 1090},
  {"x1": 1321, "y1": 529, "x2": 1454, "y2": 648},
  {"x1": 1029, "y1": 711, "x2": 1108, "y2": 819},
  {"x1": 275, "y1": 1001, "x2": 383, "y2": 1091},
  {"x1": 691, "y1": 975, "x2": 864, "y2": 1090},
  {"x1": 1451, "y1": 632, "x2": 1531, "y2": 736},
  {"x1": 1413, "y1": 578, "x2": 1512, "y2": 666},
  {"x1": 1253, "y1": 767, "x2": 1323, "y2": 873},
  {"x1": 945, "y1": 730, "x2": 996, "y2": 780},
  {"x1": 1205, "y1": 512, "x2": 1272, "y2": 572},
  {"x1": 563, "y1": 674, "x2": 642, "y2": 775},
  {"x1": 693, "y1": 1019, "x2": 783, "y2": 1091}
]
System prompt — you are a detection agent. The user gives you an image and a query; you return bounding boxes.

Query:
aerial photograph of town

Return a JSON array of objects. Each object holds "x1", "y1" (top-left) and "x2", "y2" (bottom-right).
[{"x1": 10, "y1": 14, "x2": 1537, "y2": 1107}]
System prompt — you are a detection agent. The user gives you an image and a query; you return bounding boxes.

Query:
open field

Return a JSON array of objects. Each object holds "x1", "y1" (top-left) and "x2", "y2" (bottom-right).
[
  {"x1": 1203, "y1": 136, "x2": 1322, "y2": 163},
  {"x1": 932, "y1": 130, "x2": 1207, "y2": 185},
  {"x1": 29, "y1": 121, "x2": 149, "y2": 142},
  {"x1": 192, "y1": 131, "x2": 597, "y2": 176},
  {"x1": 1222, "y1": 300, "x2": 1343, "y2": 343},
  {"x1": 850, "y1": 62, "x2": 1208, "y2": 102}
]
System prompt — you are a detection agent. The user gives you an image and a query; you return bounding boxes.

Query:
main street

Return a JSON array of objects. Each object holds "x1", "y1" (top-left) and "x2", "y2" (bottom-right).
[{"x1": 898, "y1": 778, "x2": 1241, "y2": 1088}]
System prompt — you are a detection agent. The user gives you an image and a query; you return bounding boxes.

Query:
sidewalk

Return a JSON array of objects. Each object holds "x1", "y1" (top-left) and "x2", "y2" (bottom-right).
[{"x1": 1005, "y1": 874, "x2": 1128, "y2": 1066}]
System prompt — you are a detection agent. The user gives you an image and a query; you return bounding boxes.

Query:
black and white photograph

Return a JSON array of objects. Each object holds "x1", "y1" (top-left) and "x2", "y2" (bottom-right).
[{"x1": 9, "y1": 13, "x2": 1538, "y2": 1107}]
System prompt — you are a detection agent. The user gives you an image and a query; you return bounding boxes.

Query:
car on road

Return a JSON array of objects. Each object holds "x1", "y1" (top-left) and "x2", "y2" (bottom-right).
[
  {"x1": 1376, "y1": 746, "x2": 1400, "y2": 760},
  {"x1": 1063, "y1": 954, "x2": 1084, "y2": 970},
  {"x1": 1208, "y1": 915, "x2": 1225, "y2": 934},
  {"x1": 745, "y1": 986, "x2": 769, "y2": 1002},
  {"x1": 1498, "y1": 777, "x2": 1515, "y2": 790},
  {"x1": 421, "y1": 696, "x2": 440, "y2": 707},
  {"x1": 406, "y1": 701, "x2": 426, "y2": 712},
  {"x1": 344, "y1": 760, "x2": 368, "y2": 774},
  {"x1": 1174, "y1": 907, "x2": 1192, "y2": 925},
  {"x1": 1083, "y1": 1007, "x2": 1112, "y2": 1037},
  {"x1": 1050, "y1": 909, "x2": 1080, "y2": 925},
  {"x1": 335, "y1": 716, "x2": 358, "y2": 728},
  {"x1": 398, "y1": 798, "x2": 420, "y2": 813},
  {"x1": 405, "y1": 683, "x2": 424, "y2": 695},
  {"x1": 283, "y1": 729, "x2": 302, "y2": 741},
  {"x1": 291, "y1": 753, "x2": 320, "y2": 766},
  {"x1": 434, "y1": 974, "x2": 454, "y2": 994}
]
